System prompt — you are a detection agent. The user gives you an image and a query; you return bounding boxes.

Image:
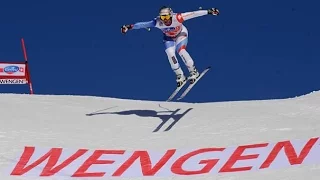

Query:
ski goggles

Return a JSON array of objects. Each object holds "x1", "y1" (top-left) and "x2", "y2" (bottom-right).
[{"x1": 160, "y1": 14, "x2": 171, "y2": 20}]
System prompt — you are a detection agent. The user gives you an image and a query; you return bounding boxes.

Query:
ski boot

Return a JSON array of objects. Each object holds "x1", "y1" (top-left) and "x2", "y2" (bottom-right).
[
  {"x1": 176, "y1": 74, "x2": 186, "y2": 87},
  {"x1": 188, "y1": 67, "x2": 200, "y2": 84}
]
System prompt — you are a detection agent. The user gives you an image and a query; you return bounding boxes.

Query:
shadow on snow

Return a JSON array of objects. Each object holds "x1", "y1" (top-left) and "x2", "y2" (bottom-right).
[{"x1": 86, "y1": 106, "x2": 193, "y2": 132}]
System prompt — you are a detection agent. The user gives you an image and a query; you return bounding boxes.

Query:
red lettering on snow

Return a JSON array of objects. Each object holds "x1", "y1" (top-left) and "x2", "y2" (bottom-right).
[
  {"x1": 219, "y1": 143, "x2": 268, "y2": 173},
  {"x1": 72, "y1": 150, "x2": 125, "y2": 177},
  {"x1": 171, "y1": 148, "x2": 225, "y2": 175},
  {"x1": 10, "y1": 146, "x2": 88, "y2": 176},
  {"x1": 113, "y1": 149, "x2": 176, "y2": 176},
  {"x1": 260, "y1": 137, "x2": 318, "y2": 168},
  {"x1": 10, "y1": 137, "x2": 319, "y2": 177}
]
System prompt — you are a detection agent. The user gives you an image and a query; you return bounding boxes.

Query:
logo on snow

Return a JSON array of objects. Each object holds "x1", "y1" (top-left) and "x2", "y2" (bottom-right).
[{"x1": 3, "y1": 66, "x2": 20, "y2": 74}]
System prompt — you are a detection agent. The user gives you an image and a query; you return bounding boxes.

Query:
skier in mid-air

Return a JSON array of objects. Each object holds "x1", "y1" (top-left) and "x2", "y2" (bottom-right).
[{"x1": 121, "y1": 6, "x2": 220, "y2": 87}]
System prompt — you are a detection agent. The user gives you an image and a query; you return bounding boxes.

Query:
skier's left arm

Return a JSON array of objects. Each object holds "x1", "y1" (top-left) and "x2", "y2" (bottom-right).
[{"x1": 179, "y1": 8, "x2": 219, "y2": 21}]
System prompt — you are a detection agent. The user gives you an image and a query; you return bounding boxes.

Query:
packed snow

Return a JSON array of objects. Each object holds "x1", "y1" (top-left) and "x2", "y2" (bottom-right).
[{"x1": 0, "y1": 91, "x2": 319, "y2": 179}]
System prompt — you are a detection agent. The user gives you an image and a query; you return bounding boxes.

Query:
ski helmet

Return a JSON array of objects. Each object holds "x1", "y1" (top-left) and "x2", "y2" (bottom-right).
[{"x1": 159, "y1": 6, "x2": 173, "y2": 20}]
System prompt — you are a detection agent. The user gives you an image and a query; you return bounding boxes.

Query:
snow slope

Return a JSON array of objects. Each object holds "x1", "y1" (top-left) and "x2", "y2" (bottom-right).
[{"x1": 0, "y1": 91, "x2": 319, "y2": 179}]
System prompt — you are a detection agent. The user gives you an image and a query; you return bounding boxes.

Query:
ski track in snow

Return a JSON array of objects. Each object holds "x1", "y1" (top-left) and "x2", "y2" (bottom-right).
[{"x1": 0, "y1": 91, "x2": 319, "y2": 179}]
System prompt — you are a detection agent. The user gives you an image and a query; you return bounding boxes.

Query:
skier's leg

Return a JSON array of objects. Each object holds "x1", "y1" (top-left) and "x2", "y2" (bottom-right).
[
  {"x1": 164, "y1": 39, "x2": 186, "y2": 86},
  {"x1": 176, "y1": 35, "x2": 194, "y2": 71},
  {"x1": 175, "y1": 29, "x2": 199, "y2": 82}
]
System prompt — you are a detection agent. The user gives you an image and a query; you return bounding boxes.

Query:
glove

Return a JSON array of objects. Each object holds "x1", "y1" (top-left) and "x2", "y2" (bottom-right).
[
  {"x1": 208, "y1": 8, "x2": 219, "y2": 16},
  {"x1": 121, "y1": 24, "x2": 133, "y2": 34}
]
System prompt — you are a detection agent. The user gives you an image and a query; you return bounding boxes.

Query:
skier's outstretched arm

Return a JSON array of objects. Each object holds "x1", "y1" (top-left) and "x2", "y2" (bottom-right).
[
  {"x1": 132, "y1": 19, "x2": 156, "y2": 29},
  {"x1": 180, "y1": 8, "x2": 219, "y2": 21},
  {"x1": 121, "y1": 19, "x2": 156, "y2": 34}
]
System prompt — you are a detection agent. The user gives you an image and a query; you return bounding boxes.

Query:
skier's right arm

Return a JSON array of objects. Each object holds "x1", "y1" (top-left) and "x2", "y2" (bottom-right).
[{"x1": 121, "y1": 19, "x2": 156, "y2": 34}]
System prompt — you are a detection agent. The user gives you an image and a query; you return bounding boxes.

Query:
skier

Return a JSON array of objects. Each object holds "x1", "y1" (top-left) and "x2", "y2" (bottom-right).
[{"x1": 121, "y1": 6, "x2": 220, "y2": 87}]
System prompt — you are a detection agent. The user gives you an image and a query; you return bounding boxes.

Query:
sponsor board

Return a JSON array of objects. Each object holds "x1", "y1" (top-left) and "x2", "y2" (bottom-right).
[
  {"x1": 0, "y1": 64, "x2": 25, "y2": 76},
  {"x1": 4, "y1": 136, "x2": 320, "y2": 178}
]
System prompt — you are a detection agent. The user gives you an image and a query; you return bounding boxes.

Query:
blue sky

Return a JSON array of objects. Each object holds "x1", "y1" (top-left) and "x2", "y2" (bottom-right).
[{"x1": 0, "y1": 0, "x2": 319, "y2": 102}]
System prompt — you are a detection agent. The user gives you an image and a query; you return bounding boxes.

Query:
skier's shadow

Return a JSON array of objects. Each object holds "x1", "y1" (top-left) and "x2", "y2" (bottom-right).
[{"x1": 86, "y1": 106, "x2": 193, "y2": 132}]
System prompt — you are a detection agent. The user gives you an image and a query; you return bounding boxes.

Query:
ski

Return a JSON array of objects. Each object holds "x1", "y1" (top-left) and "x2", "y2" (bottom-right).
[
  {"x1": 166, "y1": 80, "x2": 188, "y2": 102},
  {"x1": 177, "y1": 66, "x2": 211, "y2": 101}
]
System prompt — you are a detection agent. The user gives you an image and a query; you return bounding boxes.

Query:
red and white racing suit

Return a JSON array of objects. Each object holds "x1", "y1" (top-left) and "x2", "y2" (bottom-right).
[{"x1": 132, "y1": 10, "x2": 209, "y2": 76}]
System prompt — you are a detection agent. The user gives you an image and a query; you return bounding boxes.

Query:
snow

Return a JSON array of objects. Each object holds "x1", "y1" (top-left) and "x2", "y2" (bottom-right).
[{"x1": 0, "y1": 91, "x2": 319, "y2": 179}]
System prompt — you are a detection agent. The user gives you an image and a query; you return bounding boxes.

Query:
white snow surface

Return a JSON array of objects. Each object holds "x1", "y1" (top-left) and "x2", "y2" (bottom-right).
[{"x1": 0, "y1": 91, "x2": 319, "y2": 179}]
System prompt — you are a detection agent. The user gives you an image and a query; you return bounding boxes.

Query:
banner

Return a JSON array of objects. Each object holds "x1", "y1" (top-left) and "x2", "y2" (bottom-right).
[
  {"x1": 0, "y1": 63, "x2": 26, "y2": 77},
  {"x1": 0, "y1": 79, "x2": 28, "y2": 84},
  {"x1": 3, "y1": 136, "x2": 320, "y2": 178}
]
